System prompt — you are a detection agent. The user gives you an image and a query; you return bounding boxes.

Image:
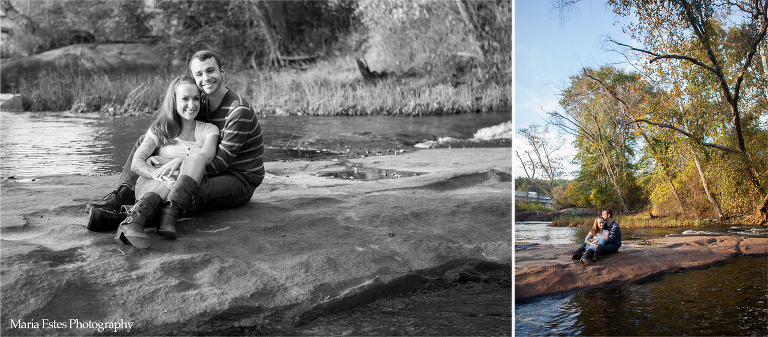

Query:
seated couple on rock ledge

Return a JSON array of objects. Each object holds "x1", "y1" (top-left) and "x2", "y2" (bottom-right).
[
  {"x1": 572, "y1": 209, "x2": 622, "y2": 264},
  {"x1": 85, "y1": 50, "x2": 264, "y2": 249}
]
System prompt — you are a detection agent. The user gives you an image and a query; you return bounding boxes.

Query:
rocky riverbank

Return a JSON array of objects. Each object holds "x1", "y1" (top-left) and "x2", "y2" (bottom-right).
[
  {"x1": 515, "y1": 236, "x2": 767, "y2": 301},
  {"x1": 0, "y1": 148, "x2": 511, "y2": 335}
]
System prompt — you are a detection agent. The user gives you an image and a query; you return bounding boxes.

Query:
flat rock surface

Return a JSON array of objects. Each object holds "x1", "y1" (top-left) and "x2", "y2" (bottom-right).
[
  {"x1": 515, "y1": 236, "x2": 768, "y2": 301},
  {"x1": 1, "y1": 148, "x2": 511, "y2": 335}
]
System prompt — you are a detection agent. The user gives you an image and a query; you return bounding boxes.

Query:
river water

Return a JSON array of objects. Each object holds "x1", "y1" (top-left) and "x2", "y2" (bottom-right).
[
  {"x1": 516, "y1": 256, "x2": 767, "y2": 336},
  {"x1": 0, "y1": 110, "x2": 511, "y2": 178},
  {"x1": 515, "y1": 221, "x2": 768, "y2": 245},
  {"x1": 516, "y1": 221, "x2": 768, "y2": 336}
]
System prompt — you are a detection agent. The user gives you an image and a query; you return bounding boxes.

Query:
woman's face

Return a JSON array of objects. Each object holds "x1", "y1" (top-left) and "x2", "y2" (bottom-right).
[
  {"x1": 175, "y1": 83, "x2": 200, "y2": 121},
  {"x1": 598, "y1": 220, "x2": 605, "y2": 229}
]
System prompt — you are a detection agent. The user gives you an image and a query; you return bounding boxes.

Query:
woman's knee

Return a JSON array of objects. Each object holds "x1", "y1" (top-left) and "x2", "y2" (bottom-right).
[
  {"x1": 180, "y1": 154, "x2": 205, "y2": 171},
  {"x1": 183, "y1": 153, "x2": 205, "y2": 165}
]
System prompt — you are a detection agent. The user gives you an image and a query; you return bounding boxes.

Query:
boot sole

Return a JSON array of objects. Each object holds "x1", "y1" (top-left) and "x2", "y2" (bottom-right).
[
  {"x1": 158, "y1": 229, "x2": 177, "y2": 240},
  {"x1": 115, "y1": 225, "x2": 151, "y2": 249}
]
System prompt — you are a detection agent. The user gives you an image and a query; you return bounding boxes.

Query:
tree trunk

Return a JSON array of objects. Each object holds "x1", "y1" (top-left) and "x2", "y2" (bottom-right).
[
  {"x1": 692, "y1": 151, "x2": 724, "y2": 222},
  {"x1": 267, "y1": 1, "x2": 289, "y2": 47},
  {"x1": 455, "y1": 0, "x2": 476, "y2": 29},
  {"x1": 599, "y1": 149, "x2": 631, "y2": 214},
  {"x1": 355, "y1": 58, "x2": 387, "y2": 83},
  {"x1": 251, "y1": 0, "x2": 283, "y2": 67},
  {"x1": 453, "y1": 0, "x2": 484, "y2": 61},
  {"x1": 642, "y1": 132, "x2": 686, "y2": 213},
  {"x1": 760, "y1": 42, "x2": 768, "y2": 77}
]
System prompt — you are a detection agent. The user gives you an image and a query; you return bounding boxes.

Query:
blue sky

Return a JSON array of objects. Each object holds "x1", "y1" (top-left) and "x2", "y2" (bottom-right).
[{"x1": 514, "y1": 1, "x2": 634, "y2": 178}]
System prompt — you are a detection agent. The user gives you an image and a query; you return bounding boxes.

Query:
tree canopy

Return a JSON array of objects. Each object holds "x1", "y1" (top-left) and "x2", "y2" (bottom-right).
[
  {"x1": 551, "y1": 0, "x2": 768, "y2": 224},
  {"x1": 1, "y1": 0, "x2": 511, "y2": 84}
]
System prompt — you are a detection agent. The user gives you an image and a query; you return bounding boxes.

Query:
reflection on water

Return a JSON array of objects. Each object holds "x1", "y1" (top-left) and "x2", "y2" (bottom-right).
[
  {"x1": 316, "y1": 163, "x2": 425, "y2": 181},
  {"x1": 514, "y1": 221, "x2": 585, "y2": 245},
  {"x1": 516, "y1": 256, "x2": 768, "y2": 336},
  {"x1": 0, "y1": 111, "x2": 148, "y2": 176},
  {"x1": 0, "y1": 111, "x2": 511, "y2": 178}
]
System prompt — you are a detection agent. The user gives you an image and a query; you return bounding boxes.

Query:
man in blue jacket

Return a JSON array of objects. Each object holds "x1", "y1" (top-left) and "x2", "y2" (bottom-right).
[{"x1": 597, "y1": 209, "x2": 622, "y2": 256}]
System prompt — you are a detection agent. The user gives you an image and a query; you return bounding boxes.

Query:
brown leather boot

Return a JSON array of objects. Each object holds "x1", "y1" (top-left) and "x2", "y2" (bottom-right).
[
  {"x1": 114, "y1": 192, "x2": 163, "y2": 249},
  {"x1": 593, "y1": 244, "x2": 603, "y2": 262},
  {"x1": 86, "y1": 208, "x2": 127, "y2": 232},
  {"x1": 158, "y1": 175, "x2": 198, "y2": 240},
  {"x1": 88, "y1": 184, "x2": 135, "y2": 213}
]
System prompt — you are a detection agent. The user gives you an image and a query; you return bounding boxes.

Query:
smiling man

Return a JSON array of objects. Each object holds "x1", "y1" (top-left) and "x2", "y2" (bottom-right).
[
  {"x1": 86, "y1": 50, "x2": 264, "y2": 236},
  {"x1": 187, "y1": 50, "x2": 265, "y2": 205}
]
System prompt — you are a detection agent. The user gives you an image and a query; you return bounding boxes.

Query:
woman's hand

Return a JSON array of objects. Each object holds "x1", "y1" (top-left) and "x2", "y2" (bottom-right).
[
  {"x1": 152, "y1": 157, "x2": 183, "y2": 181},
  {"x1": 147, "y1": 155, "x2": 172, "y2": 167}
]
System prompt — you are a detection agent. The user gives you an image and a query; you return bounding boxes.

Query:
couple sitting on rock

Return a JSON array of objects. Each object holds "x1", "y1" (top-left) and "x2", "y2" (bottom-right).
[
  {"x1": 85, "y1": 50, "x2": 264, "y2": 249},
  {"x1": 573, "y1": 209, "x2": 622, "y2": 264}
]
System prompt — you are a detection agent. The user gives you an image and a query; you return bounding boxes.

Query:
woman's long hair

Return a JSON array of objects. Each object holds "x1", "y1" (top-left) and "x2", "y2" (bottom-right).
[
  {"x1": 150, "y1": 75, "x2": 198, "y2": 147},
  {"x1": 590, "y1": 217, "x2": 605, "y2": 236}
]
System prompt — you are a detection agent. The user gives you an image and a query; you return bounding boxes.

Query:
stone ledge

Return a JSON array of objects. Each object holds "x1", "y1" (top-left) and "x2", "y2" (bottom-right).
[
  {"x1": 1, "y1": 148, "x2": 512, "y2": 335},
  {"x1": 515, "y1": 236, "x2": 767, "y2": 301}
]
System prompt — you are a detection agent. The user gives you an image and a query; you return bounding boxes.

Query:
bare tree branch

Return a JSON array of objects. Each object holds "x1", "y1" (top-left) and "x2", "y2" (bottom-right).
[{"x1": 609, "y1": 39, "x2": 719, "y2": 74}]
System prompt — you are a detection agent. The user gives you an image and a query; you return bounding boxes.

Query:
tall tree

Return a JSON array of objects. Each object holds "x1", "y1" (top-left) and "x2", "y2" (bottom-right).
[
  {"x1": 581, "y1": 68, "x2": 689, "y2": 215},
  {"x1": 516, "y1": 124, "x2": 566, "y2": 207},
  {"x1": 555, "y1": 0, "x2": 768, "y2": 225},
  {"x1": 549, "y1": 67, "x2": 643, "y2": 214}
]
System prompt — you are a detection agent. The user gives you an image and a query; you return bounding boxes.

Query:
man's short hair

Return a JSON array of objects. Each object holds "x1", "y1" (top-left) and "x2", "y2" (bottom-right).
[
  {"x1": 188, "y1": 50, "x2": 223, "y2": 71},
  {"x1": 602, "y1": 209, "x2": 613, "y2": 217}
]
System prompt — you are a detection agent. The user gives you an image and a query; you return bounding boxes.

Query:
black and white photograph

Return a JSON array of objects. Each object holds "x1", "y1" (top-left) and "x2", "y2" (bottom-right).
[{"x1": 1, "y1": 0, "x2": 512, "y2": 335}]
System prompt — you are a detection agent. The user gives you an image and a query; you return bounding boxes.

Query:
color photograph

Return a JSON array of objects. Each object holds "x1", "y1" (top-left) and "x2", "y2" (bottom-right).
[{"x1": 515, "y1": 1, "x2": 767, "y2": 336}]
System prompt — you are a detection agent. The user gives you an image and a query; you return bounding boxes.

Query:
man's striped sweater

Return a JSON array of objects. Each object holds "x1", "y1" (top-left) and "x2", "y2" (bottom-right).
[{"x1": 198, "y1": 88, "x2": 265, "y2": 185}]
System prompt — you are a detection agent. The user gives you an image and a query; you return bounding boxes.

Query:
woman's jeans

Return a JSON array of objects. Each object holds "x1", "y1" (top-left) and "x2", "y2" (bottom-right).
[{"x1": 580, "y1": 236, "x2": 620, "y2": 255}]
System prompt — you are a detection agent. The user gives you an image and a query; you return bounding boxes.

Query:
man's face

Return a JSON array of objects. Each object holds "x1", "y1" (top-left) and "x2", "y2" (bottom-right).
[
  {"x1": 189, "y1": 58, "x2": 224, "y2": 95},
  {"x1": 602, "y1": 211, "x2": 609, "y2": 220}
]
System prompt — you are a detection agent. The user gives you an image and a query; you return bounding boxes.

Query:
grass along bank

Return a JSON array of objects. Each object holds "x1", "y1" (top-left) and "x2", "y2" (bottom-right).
[
  {"x1": 550, "y1": 214, "x2": 718, "y2": 229},
  {"x1": 18, "y1": 56, "x2": 509, "y2": 115}
]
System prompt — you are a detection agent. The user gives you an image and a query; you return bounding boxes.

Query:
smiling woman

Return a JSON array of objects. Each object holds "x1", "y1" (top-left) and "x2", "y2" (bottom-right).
[{"x1": 101, "y1": 75, "x2": 220, "y2": 247}]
